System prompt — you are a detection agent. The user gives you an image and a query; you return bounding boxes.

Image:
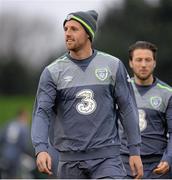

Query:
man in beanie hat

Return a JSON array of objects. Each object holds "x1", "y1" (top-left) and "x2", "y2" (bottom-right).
[
  {"x1": 31, "y1": 10, "x2": 143, "y2": 179},
  {"x1": 63, "y1": 10, "x2": 98, "y2": 42}
]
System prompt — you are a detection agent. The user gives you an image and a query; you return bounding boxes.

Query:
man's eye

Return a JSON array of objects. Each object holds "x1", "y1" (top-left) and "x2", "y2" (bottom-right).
[
  {"x1": 145, "y1": 58, "x2": 152, "y2": 62},
  {"x1": 136, "y1": 58, "x2": 142, "y2": 62},
  {"x1": 72, "y1": 27, "x2": 78, "y2": 31}
]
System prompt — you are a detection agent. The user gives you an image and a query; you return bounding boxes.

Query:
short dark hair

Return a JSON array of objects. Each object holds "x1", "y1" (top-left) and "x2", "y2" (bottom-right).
[{"x1": 129, "y1": 41, "x2": 158, "y2": 60}]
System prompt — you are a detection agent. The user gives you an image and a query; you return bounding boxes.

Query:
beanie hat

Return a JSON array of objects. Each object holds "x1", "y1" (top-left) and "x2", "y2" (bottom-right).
[{"x1": 63, "y1": 10, "x2": 98, "y2": 41}]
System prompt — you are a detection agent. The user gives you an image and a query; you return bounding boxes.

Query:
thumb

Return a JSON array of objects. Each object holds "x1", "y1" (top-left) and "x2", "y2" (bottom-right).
[
  {"x1": 157, "y1": 162, "x2": 163, "y2": 168},
  {"x1": 130, "y1": 161, "x2": 136, "y2": 176},
  {"x1": 46, "y1": 155, "x2": 52, "y2": 170}
]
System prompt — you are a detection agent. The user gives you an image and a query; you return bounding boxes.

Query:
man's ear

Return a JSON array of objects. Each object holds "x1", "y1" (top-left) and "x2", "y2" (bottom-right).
[
  {"x1": 129, "y1": 59, "x2": 133, "y2": 68},
  {"x1": 153, "y1": 62, "x2": 156, "y2": 68}
]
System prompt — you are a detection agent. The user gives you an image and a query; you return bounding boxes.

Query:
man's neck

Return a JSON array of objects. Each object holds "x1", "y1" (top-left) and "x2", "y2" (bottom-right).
[
  {"x1": 69, "y1": 44, "x2": 93, "y2": 60},
  {"x1": 134, "y1": 75, "x2": 154, "y2": 86},
  {"x1": 70, "y1": 48, "x2": 93, "y2": 60}
]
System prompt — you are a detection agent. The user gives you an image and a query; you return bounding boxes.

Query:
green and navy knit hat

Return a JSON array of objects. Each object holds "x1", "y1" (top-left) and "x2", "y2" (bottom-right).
[{"x1": 63, "y1": 10, "x2": 98, "y2": 42}]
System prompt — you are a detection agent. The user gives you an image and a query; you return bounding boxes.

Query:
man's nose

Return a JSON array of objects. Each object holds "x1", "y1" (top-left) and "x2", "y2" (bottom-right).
[
  {"x1": 65, "y1": 29, "x2": 71, "y2": 36},
  {"x1": 141, "y1": 60, "x2": 147, "y2": 67}
]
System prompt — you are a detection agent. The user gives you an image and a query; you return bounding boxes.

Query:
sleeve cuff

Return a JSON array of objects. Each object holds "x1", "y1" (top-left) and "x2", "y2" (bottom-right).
[
  {"x1": 35, "y1": 143, "x2": 49, "y2": 156},
  {"x1": 128, "y1": 145, "x2": 140, "y2": 156},
  {"x1": 161, "y1": 154, "x2": 172, "y2": 166}
]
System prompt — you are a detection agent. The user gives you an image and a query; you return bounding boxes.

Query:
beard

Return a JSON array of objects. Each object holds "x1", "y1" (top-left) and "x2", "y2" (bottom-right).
[
  {"x1": 66, "y1": 41, "x2": 83, "y2": 52},
  {"x1": 134, "y1": 70, "x2": 153, "y2": 81}
]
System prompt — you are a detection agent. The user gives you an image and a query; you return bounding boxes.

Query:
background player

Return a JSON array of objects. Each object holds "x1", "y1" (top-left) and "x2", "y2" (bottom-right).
[{"x1": 120, "y1": 41, "x2": 172, "y2": 179}]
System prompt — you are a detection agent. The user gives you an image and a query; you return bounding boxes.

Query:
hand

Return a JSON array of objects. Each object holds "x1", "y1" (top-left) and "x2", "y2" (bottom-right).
[
  {"x1": 153, "y1": 161, "x2": 169, "y2": 175},
  {"x1": 129, "y1": 155, "x2": 143, "y2": 179},
  {"x1": 36, "y1": 151, "x2": 52, "y2": 175}
]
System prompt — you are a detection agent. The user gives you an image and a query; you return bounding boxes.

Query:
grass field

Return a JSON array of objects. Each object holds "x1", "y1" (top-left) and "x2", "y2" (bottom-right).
[{"x1": 0, "y1": 95, "x2": 35, "y2": 126}]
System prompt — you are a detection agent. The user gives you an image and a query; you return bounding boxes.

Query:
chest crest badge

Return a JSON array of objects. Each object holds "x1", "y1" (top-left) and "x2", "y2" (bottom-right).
[
  {"x1": 150, "y1": 96, "x2": 162, "y2": 109},
  {"x1": 95, "y1": 68, "x2": 108, "y2": 81}
]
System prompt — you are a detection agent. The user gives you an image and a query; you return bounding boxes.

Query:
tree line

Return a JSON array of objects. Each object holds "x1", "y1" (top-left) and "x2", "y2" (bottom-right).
[{"x1": 0, "y1": 0, "x2": 172, "y2": 95}]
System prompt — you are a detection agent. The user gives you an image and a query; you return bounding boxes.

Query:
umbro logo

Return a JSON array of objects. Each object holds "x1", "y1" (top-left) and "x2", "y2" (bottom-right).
[{"x1": 64, "y1": 76, "x2": 73, "y2": 82}]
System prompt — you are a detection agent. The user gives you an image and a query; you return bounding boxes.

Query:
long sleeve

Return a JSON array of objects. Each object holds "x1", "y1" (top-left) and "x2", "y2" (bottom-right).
[
  {"x1": 115, "y1": 61, "x2": 141, "y2": 155},
  {"x1": 161, "y1": 96, "x2": 172, "y2": 165},
  {"x1": 31, "y1": 67, "x2": 57, "y2": 155}
]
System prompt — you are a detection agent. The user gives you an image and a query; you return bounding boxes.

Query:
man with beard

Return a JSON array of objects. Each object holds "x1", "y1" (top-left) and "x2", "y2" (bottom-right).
[
  {"x1": 31, "y1": 10, "x2": 143, "y2": 179},
  {"x1": 120, "y1": 41, "x2": 172, "y2": 179}
]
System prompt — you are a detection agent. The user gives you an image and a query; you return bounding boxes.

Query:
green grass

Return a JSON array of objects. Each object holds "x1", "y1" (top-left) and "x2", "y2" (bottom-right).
[{"x1": 0, "y1": 96, "x2": 35, "y2": 126}]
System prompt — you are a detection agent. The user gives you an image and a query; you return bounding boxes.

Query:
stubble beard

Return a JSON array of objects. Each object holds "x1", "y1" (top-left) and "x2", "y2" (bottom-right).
[
  {"x1": 66, "y1": 41, "x2": 83, "y2": 52},
  {"x1": 135, "y1": 70, "x2": 153, "y2": 81}
]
